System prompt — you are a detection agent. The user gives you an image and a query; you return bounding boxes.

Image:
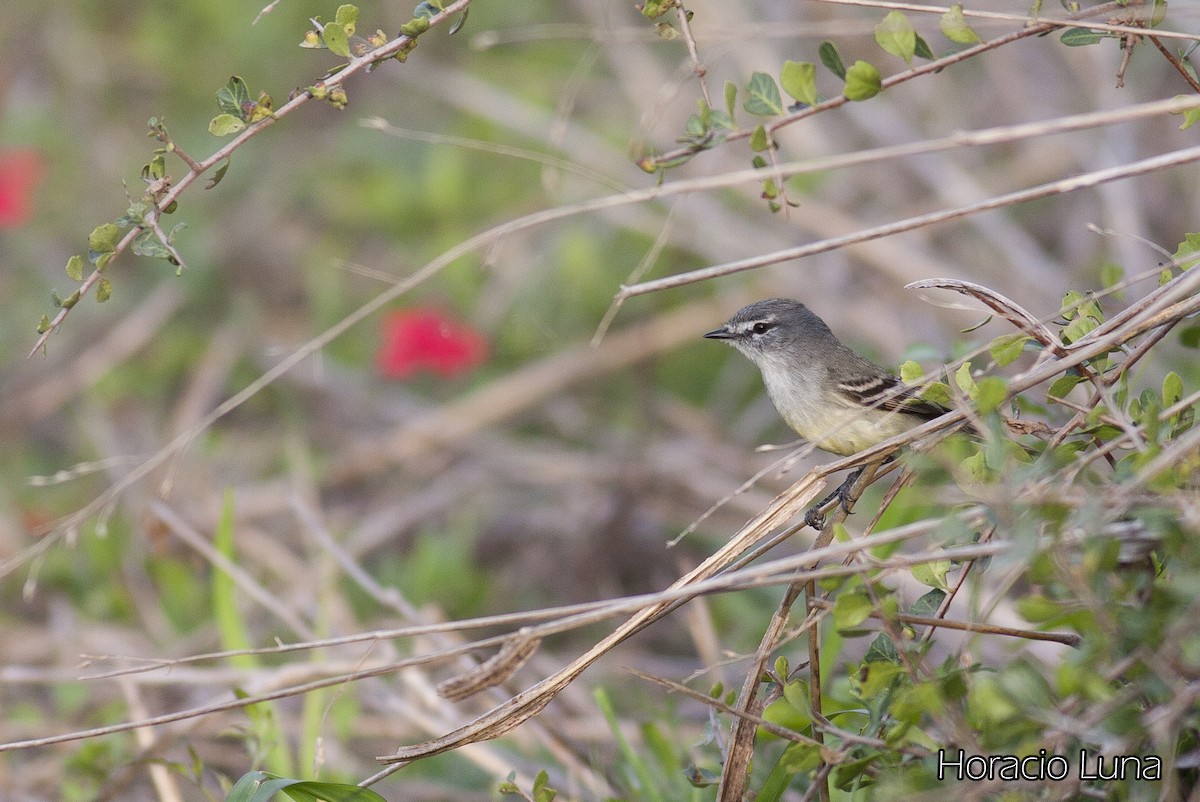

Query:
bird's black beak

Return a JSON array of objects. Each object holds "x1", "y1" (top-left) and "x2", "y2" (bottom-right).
[{"x1": 703, "y1": 326, "x2": 732, "y2": 340}]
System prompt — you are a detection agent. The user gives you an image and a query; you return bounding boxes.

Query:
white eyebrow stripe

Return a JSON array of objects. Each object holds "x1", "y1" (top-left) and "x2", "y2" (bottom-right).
[{"x1": 732, "y1": 315, "x2": 777, "y2": 334}]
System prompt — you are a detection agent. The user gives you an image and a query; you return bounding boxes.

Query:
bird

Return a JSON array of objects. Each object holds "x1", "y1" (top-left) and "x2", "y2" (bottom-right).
[{"x1": 704, "y1": 298, "x2": 965, "y2": 527}]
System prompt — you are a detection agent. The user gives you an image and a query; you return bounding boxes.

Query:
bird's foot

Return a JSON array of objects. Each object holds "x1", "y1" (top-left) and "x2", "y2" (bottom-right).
[{"x1": 804, "y1": 468, "x2": 864, "y2": 530}]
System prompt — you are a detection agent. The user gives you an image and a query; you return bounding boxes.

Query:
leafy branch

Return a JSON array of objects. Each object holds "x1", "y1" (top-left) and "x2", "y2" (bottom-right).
[
  {"x1": 30, "y1": 0, "x2": 472, "y2": 358},
  {"x1": 639, "y1": 0, "x2": 1196, "y2": 211}
]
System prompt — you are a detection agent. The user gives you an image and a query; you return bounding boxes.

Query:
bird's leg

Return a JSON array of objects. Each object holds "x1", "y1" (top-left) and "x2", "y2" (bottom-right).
[{"x1": 804, "y1": 466, "x2": 865, "y2": 530}]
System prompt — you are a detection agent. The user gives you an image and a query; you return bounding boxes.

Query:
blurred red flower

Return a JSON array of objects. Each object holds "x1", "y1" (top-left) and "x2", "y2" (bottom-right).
[
  {"x1": 377, "y1": 307, "x2": 488, "y2": 379},
  {"x1": 0, "y1": 149, "x2": 45, "y2": 229}
]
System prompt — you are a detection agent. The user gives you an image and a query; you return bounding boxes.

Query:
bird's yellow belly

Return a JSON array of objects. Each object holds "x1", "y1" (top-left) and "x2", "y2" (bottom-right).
[{"x1": 782, "y1": 405, "x2": 917, "y2": 457}]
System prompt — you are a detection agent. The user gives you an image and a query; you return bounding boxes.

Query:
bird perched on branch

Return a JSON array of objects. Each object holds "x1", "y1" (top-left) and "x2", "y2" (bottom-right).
[{"x1": 705, "y1": 298, "x2": 968, "y2": 527}]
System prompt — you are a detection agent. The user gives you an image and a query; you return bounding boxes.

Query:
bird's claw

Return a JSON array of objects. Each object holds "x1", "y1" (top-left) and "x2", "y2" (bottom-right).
[{"x1": 804, "y1": 471, "x2": 861, "y2": 530}]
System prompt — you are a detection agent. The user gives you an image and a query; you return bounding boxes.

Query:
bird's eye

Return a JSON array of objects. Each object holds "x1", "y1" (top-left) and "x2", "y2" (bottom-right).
[{"x1": 751, "y1": 322, "x2": 772, "y2": 335}]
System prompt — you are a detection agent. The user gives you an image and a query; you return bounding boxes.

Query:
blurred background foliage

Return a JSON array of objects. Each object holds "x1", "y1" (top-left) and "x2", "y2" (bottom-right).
[{"x1": 1, "y1": 0, "x2": 1199, "y2": 799}]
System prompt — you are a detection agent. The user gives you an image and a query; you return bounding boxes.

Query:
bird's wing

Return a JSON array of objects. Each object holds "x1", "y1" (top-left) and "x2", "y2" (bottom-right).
[{"x1": 835, "y1": 371, "x2": 950, "y2": 421}]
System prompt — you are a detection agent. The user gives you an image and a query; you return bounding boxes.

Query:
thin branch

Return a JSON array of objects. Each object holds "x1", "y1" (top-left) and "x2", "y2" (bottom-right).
[
  {"x1": 0, "y1": 523, "x2": 1012, "y2": 755},
  {"x1": 374, "y1": 514, "x2": 1006, "y2": 763},
  {"x1": 674, "y1": 4, "x2": 712, "y2": 109},
  {"x1": 806, "y1": 0, "x2": 1199, "y2": 42},
  {"x1": 641, "y1": 0, "x2": 1146, "y2": 171},
  {"x1": 629, "y1": 668, "x2": 827, "y2": 747},
  {"x1": 28, "y1": 0, "x2": 474, "y2": 357},
  {"x1": 906, "y1": 279, "x2": 1063, "y2": 352},
  {"x1": 620, "y1": 137, "x2": 1200, "y2": 298},
  {"x1": 806, "y1": 597, "x2": 1081, "y2": 647},
  {"x1": 1149, "y1": 35, "x2": 1200, "y2": 93}
]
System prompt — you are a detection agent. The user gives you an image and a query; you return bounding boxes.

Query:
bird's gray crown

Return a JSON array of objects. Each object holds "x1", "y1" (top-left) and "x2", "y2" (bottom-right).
[{"x1": 705, "y1": 298, "x2": 835, "y2": 350}]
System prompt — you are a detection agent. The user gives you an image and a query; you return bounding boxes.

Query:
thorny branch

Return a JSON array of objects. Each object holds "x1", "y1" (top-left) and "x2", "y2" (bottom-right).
[{"x1": 28, "y1": 0, "x2": 474, "y2": 358}]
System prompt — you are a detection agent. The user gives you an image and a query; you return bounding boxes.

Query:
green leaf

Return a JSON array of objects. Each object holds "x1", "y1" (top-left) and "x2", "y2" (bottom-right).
[
  {"x1": 224, "y1": 770, "x2": 387, "y2": 802},
  {"x1": 854, "y1": 660, "x2": 907, "y2": 699},
  {"x1": 248, "y1": 91, "x2": 274, "y2": 123},
  {"x1": 1176, "y1": 99, "x2": 1200, "y2": 131},
  {"x1": 1060, "y1": 290, "x2": 1103, "y2": 343},
  {"x1": 216, "y1": 76, "x2": 251, "y2": 116},
  {"x1": 116, "y1": 201, "x2": 148, "y2": 228},
  {"x1": 131, "y1": 229, "x2": 171, "y2": 259},
  {"x1": 724, "y1": 80, "x2": 737, "y2": 118},
  {"x1": 531, "y1": 769, "x2": 557, "y2": 802},
  {"x1": 743, "y1": 72, "x2": 784, "y2": 116},
  {"x1": 96, "y1": 277, "x2": 112, "y2": 303},
  {"x1": 399, "y1": 16, "x2": 430, "y2": 36},
  {"x1": 922, "y1": 381, "x2": 952, "y2": 407},
  {"x1": 1180, "y1": 325, "x2": 1200, "y2": 349},
  {"x1": 749, "y1": 124, "x2": 769, "y2": 152},
  {"x1": 833, "y1": 591, "x2": 874, "y2": 630},
  {"x1": 323, "y1": 22, "x2": 351, "y2": 57},
  {"x1": 940, "y1": 4, "x2": 980, "y2": 44},
  {"x1": 65, "y1": 255, "x2": 84, "y2": 282},
  {"x1": 989, "y1": 332, "x2": 1030, "y2": 367},
  {"x1": 763, "y1": 692, "x2": 811, "y2": 732},
  {"x1": 864, "y1": 634, "x2": 900, "y2": 663},
  {"x1": 143, "y1": 153, "x2": 166, "y2": 181},
  {"x1": 1172, "y1": 232, "x2": 1200, "y2": 268},
  {"x1": 832, "y1": 752, "x2": 887, "y2": 790},
  {"x1": 1016, "y1": 594, "x2": 1060, "y2": 624},
  {"x1": 708, "y1": 109, "x2": 734, "y2": 133},
  {"x1": 213, "y1": 489, "x2": 254, "y2": 665},
  {"x1": 781, "y1": 679, "x2": 811, "y2": 717},
  {"x1": 1147, "y1": 0, "x2": 1167, "y2": 27},
  {"x1": 89, "y1": 223, "x2": 121, "y2": 253},
  {"x1": 1062, "y1": 312, "x2": 1099, "y2": 344},
  {"x1": 1060, "y1": 27, "x2": 1105, "y2": 46},
  {"x1": 780, "y1": 60, "x2": 818, "y2": 106},
  {"x1": 1163, "y1": 371, "x2": 1183, "y2": 406},
  {"x1": 334, "y1": 4, "x2": 358, "y2": 35},
  {"x1": 37, "y1": 314, "x2": 51, "y2": 334},
  {"x1": 911, "y1": 559, "x2": 951, "y2": 590},
  {"x1": 818, "y1": 40, "x2": 846, "y2": 79},
  {"x1": 961, "y1": 451, "x2": 989, "y2": 481},
  {"x1": 975, "y1": 376, "x2": 1008, "y2": 415},
  {"x1": 913, "y1": 33, "x2": 934, "y2": 59},
  {"x1": 910, "y1": 588, "x2": 946, "y2": 617},
  {"x1": 774, "y1": 655, "x2": 789, "y2": 678},
  {"x1": 206, "y1": 159, "x2": 231, "y2": 189},
  {"x1": 954, "y1": 362, "x2": 977, "y2": 399},
  {"x1": 843, "y1": 60, "x2": 882, "y2": 101},
  {"x1": 1099, "y1": 261, "x2": 1124, "y2": 290},
  {"x1": 209, "y1": 114, "x2": 246, "y2": 136},
  {"x1": 899, "y1": 360, "x2": 925, "y2": 383},
  {"x1": 875, "y1": 10, "x2": 916, "y2": 64},
  {"x1": 684, "y1": 764, "x2": 720, "y2": 788},
  {"x1": 639, "y1": 0, "x2": 672, "y2": 20},
  {"x1": 414, "y1": 1, "x2": 443, "y2": 20}
]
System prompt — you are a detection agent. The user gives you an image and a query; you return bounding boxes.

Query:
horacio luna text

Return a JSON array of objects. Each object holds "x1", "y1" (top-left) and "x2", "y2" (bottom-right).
[{"x1": 937, "y1": 749, "x2": 1161, "y2": 782}]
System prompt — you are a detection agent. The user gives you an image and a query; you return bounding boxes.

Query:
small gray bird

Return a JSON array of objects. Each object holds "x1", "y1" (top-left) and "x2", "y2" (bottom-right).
[{"x1": 704, "y1": 298, "x2": 959, "y2": 526}]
